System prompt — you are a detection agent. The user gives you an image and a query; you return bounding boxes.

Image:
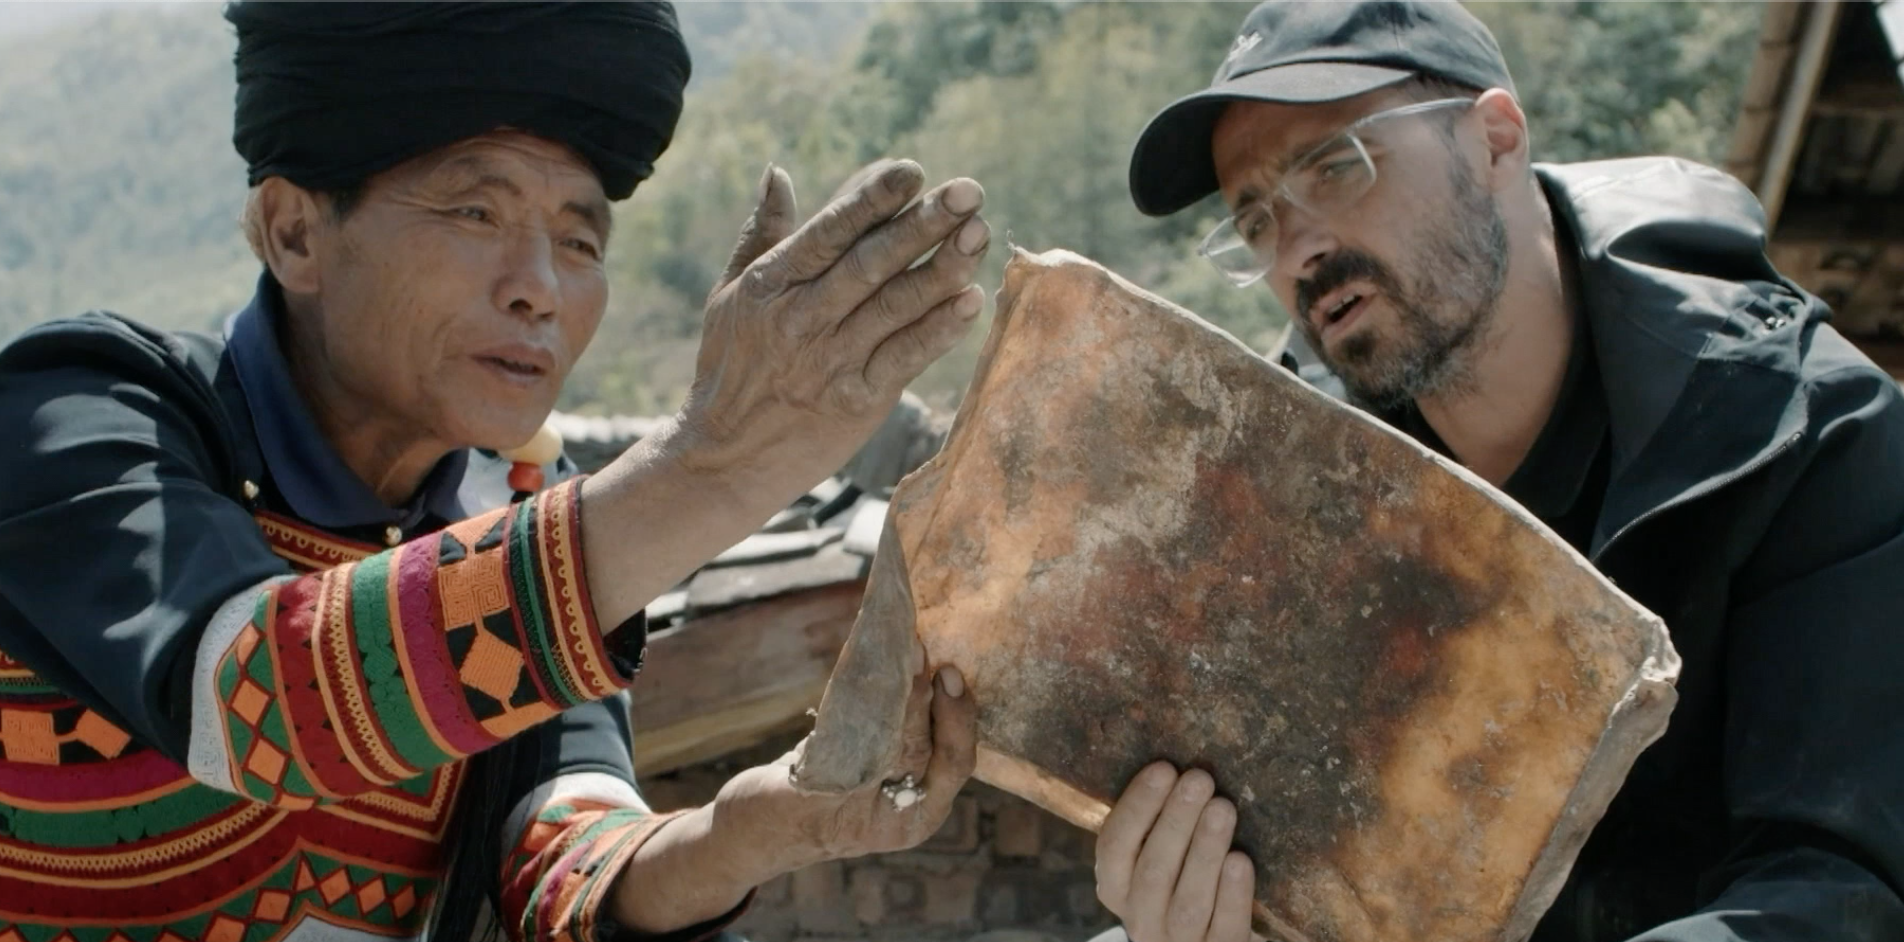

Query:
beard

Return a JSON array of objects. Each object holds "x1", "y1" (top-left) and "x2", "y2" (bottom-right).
[{"x1": 1293, "y1": 163, "x2": 1510, "y2": 410}]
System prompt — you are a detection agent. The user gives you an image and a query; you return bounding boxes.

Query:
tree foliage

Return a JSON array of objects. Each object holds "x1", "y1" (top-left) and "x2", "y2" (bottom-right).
[{"x1": 0, "y1": 1, "x2": 1764, "y2": 415}]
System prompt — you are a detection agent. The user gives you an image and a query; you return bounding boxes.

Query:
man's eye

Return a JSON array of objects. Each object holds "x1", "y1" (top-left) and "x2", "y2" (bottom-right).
[
  {"x1": 1316, "y1": 158, "x2": 1359, "y2": 181},
  {"x1": 1235, "y1": 207, "x2": 1272, "y2": 243},
  {"x1": 563, "y1": 238, "x2": 602, "y2": 260},
  {"x1": 453, "y1": 206, "x2": 491, "y2": 222}
]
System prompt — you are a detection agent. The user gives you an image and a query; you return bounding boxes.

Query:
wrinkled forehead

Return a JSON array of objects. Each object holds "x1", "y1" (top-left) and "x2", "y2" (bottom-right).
[
  {"x1": 401, "y1": 131, "x2": 604, "y2": 190},
  {"x1": 369, "y1": 130, "x2": 614, "y2": 236},
  {"x1": 1210, "y1": 91, "x2": 1411, "y2": 205}
]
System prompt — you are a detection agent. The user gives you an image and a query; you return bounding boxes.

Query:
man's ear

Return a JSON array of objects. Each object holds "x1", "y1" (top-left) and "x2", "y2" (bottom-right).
[
  {"x1": 1471, "y1": 88, "x2": 1531, "y2": 191},
  {"x1": 251, "y1": 176, "x2": 331, "y2": 294}
]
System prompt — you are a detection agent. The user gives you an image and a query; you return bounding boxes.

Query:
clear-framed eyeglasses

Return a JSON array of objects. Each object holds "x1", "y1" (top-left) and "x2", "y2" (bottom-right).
[{"x1": 1197, "y1": 97, "x2": 1474, "y2": 287}]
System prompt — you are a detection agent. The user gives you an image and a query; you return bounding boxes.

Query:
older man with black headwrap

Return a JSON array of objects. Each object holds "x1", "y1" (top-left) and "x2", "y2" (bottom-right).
[{"x1": 0, "y1": 4, "x2": 990, "y2": 941}]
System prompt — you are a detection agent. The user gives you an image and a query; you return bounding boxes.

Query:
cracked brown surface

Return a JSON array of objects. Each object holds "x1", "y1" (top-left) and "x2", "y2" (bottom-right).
[{"x1": 804, "y1": 249, "x2": 1679, "y2": 942}]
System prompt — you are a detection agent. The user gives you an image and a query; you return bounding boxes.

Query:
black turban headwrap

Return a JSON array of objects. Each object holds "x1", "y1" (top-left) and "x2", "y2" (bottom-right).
[{"x1": 226, "y1": 1, "x2": 691, "y2": 201}]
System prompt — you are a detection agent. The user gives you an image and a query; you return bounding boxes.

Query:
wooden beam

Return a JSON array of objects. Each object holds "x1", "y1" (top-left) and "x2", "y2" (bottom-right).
[
  {"x1": 1854, "y1": 336, "x2": 1904, "y2": 379},
  {"x1": 1774, "y1": 198, "x2": 1904, "y2": 243},
  {"x1": 631, "y1": 581, "x2": 864, "y2": 776}
]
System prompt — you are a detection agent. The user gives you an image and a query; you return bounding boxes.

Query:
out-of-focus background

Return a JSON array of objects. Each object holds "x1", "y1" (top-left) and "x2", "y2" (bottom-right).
[
  {"x1": 4, "y1": 3, "x2": 1902, "y2": 941},
  {"x1": 2, "y1": 0, "x2": 1813, "y2": 418}
]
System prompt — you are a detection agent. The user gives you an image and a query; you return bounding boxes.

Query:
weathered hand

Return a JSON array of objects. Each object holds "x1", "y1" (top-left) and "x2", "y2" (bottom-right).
[
  {"x1": 1097, "y1": 762, "x2": 1256, "y2": 942},
  {"x1": 712, "y1": 661, "x2": 977, "y2": 875},
  {"x1": 679, "y1": 160, "x2": 990, "y2": 502}
]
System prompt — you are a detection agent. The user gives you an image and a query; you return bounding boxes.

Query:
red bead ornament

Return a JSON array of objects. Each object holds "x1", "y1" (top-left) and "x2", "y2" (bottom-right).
[{"x1": 508, "y1": 461, "x2": 545, "y2": 494}]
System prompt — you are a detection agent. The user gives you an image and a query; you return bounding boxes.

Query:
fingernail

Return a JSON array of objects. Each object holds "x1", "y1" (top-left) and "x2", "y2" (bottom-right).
[
  {"x1": 956, "y1": 287, "x2": 982, "y2": 318},
  {"x1": 956, "y1": 218, "x2": 989, "y2": 254},
  {"x1": 882, "y1": 160, "x2": 921, "y2": 193},
  {"x1": 757, "y1": 163, "x2": 775, "y2": 204},
  {"x1": 1181, "y1": 770, "x2": 1216, "y2": 801},
  {"x1": 943, "y1": 179, "x2": 981, "y2": 214},
  {"x1": 938, "y1": 666, "x2": 965, "y2": 698}
]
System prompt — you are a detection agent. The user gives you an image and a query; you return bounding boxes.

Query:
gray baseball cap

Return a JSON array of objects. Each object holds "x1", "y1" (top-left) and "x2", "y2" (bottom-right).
[{"x1": 1128, "y1": 0, "x2": 1514, "y2": 217}]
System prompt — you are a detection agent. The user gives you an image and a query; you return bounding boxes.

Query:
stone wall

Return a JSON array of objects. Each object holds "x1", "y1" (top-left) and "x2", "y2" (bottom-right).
[{"x1": 639, "y1": 732, "x2": 1117, "y2": 942}]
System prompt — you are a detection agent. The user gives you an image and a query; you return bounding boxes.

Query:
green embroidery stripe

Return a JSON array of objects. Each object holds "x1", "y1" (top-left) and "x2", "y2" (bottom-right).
[
  {"x1": 279, "y1": 747, "x2": 318, "y2": 798},
  {"x1": 507, "y1": 498, "x2": 585, "y2": 707},
  {"x1": 533, "y1": 492, "x2": 592, "y2": 703},
  {"x1": 514, "y1": 807, "x2": 619, "y2": 934},
  {"x1": 349, "y1": 547, "x2": 453, "y2": 771},
  {"x1": 217, "y1": 642, "x2": 247, "y2": 758},
  {"x1": 0, "y1": 676, "x2": 63, "y2": 695},
  {"x1": 255, "y1": 703, "x2": 294, "y2": 759},
  {"x1": 2, "y1": 786, "x2": 243, "y2": 848},
  {"x1": 569, "y1": 815, "x2": 654, "y2": 922},
  {"x1": 243, "y1": 618, "x2": 276, "y2": 692}
]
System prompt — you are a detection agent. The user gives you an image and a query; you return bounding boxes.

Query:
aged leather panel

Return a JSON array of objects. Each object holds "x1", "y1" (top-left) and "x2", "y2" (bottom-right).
[{"x1": 800, "y1": 249, "x2": 1679, "y2": 942}]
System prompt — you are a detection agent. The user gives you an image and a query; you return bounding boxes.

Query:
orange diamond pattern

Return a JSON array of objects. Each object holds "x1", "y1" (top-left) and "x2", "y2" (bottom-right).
[
  {"x1": 319, "y1": 869, "x2": 352, "y2": 905},
  {"x1": 244, "y1": 738, "x2": 287, "y2": 784},
  {"x1": 48, "y1": 933, "x2": 77, "y2": 942},
  {"x1": 157, "y1": 933, "x2": 190, "y2": 942},
  {"x1": 235, "y1": 624, "x2": 261, "y2": 664},
  {"x1": 0, "y1": 926, "x2": 23, "y2": 942},
  {"x1": 254, "y1": 888, "x2": 292, "y2": 922},
  {"x1": 459, "y1": 629, "x2": 525, "y2": 702},
  {"x1": 106, "y1": 934, "x2": 135, "y2": 942},
  {"x1": 229, "y1": 680, "x2": 270, "y2": 726},
  {"x1": 204, "y1": 915, "x2": 245, "y2": 942},
  {"x1": 356, "y1": 876, "x2": 388, "y2": 913},
  {"x1": 391, "y1": 884, "x2": 417, "y2": 919},
  {"x1": 71, "y1": 709, "x2": 133, "y2": 759}
]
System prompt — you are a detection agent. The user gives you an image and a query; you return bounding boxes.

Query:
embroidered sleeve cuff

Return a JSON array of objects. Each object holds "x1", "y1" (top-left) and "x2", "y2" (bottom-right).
[
  {"x1": 194, "y1": 476, "x2": 646, "y2": 806},
  {"x1": 501, "y1": 804, "x2": 755, "y2": 942}
]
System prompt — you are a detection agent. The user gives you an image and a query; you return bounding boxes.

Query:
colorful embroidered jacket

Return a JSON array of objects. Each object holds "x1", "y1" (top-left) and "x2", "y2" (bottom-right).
[{"x1": 0, "y1": 297, "x2": 729, "y2": 941}]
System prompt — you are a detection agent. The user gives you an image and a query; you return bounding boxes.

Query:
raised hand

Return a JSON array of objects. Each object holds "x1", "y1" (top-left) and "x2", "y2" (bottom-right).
[{"x1": 680, "y1": 160, "x2": 990, "y2": 504}]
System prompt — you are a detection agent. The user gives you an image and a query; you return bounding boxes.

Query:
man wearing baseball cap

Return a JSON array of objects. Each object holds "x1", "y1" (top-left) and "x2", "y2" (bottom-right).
[{"x1": 1097, "y1": 2, "x2": 1904, "y2": 941}]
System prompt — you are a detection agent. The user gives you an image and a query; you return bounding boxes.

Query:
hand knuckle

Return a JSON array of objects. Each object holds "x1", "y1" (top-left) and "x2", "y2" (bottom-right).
[
  {"x1": 740, "y1": 264, "x2": 778, "y2": 303},
  {"x1": 897, "y1": 330, "x2": 930, "y2": 372},
  {"x1": 842, "y1": 249, "x2": 883, "y2": 288},
  {"x1": 833, "y1": 377, "x2": 874, "y2": 414},
  {"x1": 891, "y1": 275, "x2": 930, "y2": 324},
  {"x1": 819, "y1": 206, "x2": 859, "y2": 245},
  {"x1": 1167, "y1": 907, "x2": 1204, "y2": 937}
]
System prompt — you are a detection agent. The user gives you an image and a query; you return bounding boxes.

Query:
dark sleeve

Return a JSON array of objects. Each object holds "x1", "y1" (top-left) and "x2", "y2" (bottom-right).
[
  {"x1": 0, "y1": 315, "x2": 285, "y2": 753},
  {"x1": 1632, "y1": 363, "x2": 1904, "y2": 941},
  {"x1": 0, "y1": 315, "x2": 646, "y2": 809}
]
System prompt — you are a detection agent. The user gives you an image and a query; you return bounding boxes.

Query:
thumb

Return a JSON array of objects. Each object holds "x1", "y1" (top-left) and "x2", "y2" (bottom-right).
[{"x1": 712, "y1": 162, "x2": 798, "y2": 298}]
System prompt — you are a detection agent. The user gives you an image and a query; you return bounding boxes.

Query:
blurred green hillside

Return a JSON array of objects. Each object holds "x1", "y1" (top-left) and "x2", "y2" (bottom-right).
[{"x1": 0, "y1": 1, "x2": 1763, "y2": 415}]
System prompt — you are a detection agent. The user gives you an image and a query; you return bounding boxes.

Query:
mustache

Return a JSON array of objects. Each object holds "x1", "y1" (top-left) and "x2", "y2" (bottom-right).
[{"x1": 1295, "y1": 249, "x2": 1401, "y2": 322}]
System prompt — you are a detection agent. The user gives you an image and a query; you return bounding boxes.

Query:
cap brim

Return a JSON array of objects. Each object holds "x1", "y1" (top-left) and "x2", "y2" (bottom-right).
[{"x1": 1128, "y1": 61, "x2": 1414, "y2": 217}]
